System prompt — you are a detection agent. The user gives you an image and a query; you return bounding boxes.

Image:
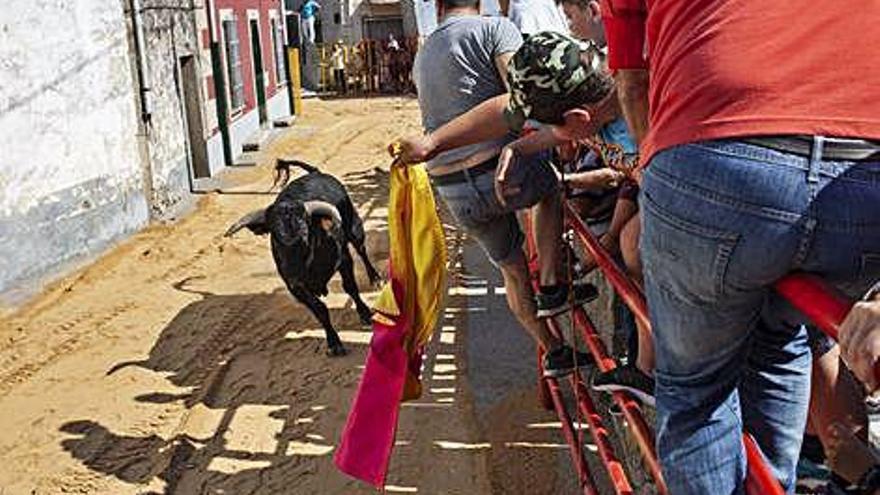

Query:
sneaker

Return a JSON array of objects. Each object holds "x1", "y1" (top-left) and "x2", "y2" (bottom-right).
[
  {"x1": 542, "y1": 345, "x2": 594, "y2": 378},
  {"x1": 591, "y1": 364, "x2": 656, "y2": 407},
  {"x1": 535, "y1": 282, "x2": 598, "y2": 318}
]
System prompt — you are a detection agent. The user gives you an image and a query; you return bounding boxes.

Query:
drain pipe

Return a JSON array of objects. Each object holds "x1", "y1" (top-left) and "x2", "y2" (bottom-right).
[
  {"x1": 128, "y1": 0, "x2": 156, "y2": 216},
  {"x1": 130, "y1": 0, "x2": 153, "y2": 123}
]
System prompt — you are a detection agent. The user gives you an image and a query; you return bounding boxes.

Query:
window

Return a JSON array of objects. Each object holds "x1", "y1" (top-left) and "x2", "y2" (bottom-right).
[
  {"x1": 223, "y1": 18, "x2": 245, "y2": 112},
  {"x1": 272, "y1": 19, "x2": 286, "y2": 84},
  {"x1": 334, "y1": 12, "x2": 341, "y2": 24}
]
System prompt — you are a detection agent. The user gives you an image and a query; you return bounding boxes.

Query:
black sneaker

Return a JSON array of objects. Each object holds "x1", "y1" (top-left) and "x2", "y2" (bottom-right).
[
  {"x1": 535, "y1": 282, "x2": 598, "y2": 318},
  {"x1": 591, "y1": 364, "x2": 655, "y2": 407},
  {"x1": 542, "y1": 344, "x2": 594, "y2": 378}
]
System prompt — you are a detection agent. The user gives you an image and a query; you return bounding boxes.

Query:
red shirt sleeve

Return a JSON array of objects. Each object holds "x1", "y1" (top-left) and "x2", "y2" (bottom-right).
[{"x1": 600, "y1": 0, "x2": 648, "y2": 70}]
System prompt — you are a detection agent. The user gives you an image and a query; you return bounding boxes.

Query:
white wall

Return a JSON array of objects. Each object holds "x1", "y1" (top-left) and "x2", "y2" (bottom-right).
[{"x1": 0, "y1": 1, "x2": 148, "y2": 294}]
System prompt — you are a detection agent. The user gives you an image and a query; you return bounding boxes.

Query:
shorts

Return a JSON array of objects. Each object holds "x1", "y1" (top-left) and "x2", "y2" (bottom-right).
[{"x1": 432, "y1": 152, "x2": 558, "y2": 266}]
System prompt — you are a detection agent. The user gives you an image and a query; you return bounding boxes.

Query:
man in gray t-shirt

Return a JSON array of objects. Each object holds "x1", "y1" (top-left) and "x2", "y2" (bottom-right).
[
  {"x1": 413, "y1": 12, "x2": 521, "y2": 171},
  {"x1": 404, "y1": 0, "x2": 598, "y2": 378}
]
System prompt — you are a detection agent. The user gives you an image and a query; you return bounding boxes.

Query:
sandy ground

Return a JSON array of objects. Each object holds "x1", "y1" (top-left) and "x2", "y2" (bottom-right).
[{"x1": 0, "y1": 97, "x2": 613, "y2": 495}]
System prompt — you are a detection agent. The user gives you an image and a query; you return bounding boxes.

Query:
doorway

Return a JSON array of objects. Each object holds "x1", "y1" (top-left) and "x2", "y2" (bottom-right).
[
  {"x1": 249, "y1": 18, "x2": 268, "y2": 125},
  {"x1": 179, "y1": 55, "x2": 210, "y2": 179}
]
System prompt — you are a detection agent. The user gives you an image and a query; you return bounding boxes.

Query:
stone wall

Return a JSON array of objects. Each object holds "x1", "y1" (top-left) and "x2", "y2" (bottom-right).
[
  {"x1": 125, "y1": 0, "x2": 203, "y2": 219},
  {"x1": 0, "y1": 0, "x2": 149, "y2": 297}
]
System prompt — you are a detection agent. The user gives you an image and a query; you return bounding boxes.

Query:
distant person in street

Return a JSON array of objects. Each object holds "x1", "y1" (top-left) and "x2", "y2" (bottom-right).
[
  {"x1": 331, "y1": 40, "x2": 347, "y2": 94},
  {"x1": 300, "y1": 0, "x2": 321, "y2": 44}
]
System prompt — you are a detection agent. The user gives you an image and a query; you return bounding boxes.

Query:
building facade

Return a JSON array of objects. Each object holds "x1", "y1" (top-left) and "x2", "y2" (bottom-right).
[
  {"x1": 0, "y1": 0, "x2": 292, "y2": 298},
  {"x1": 205, "y1": 0, "x2": 292, "y2": 170}
]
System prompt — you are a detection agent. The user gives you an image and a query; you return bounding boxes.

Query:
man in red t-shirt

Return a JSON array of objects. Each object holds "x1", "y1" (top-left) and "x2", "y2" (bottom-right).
[{"x1": 601, "y1": 0, "x2": 880, "y2": 492}]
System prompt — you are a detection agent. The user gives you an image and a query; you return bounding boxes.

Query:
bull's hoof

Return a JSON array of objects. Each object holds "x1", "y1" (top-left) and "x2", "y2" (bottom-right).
[
  {"x1": 327, "y1": 343, "x2": 348, "y2": 357},
  {"x1": 368, "y1": 271, "x2": 384, "y2": 288}
]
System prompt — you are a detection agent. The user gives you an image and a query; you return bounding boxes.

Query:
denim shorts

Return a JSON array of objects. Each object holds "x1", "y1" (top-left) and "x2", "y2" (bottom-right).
[{"x1": 432, "y1": 152, "x2": 558, "y2": 265}]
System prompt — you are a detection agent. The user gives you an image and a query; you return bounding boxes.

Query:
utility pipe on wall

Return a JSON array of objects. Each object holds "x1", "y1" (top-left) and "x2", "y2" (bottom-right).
[{"x1": 129, "y1": 0, "x2": 153, "y2": 124}]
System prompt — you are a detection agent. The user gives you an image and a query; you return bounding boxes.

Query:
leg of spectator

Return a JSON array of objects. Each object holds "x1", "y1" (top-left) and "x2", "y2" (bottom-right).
[
  {"x1": 641, "y1": 140, "x2": 813, "y2": 494},
  {"x1": 740, "y1": 297, "x2": 812, "y2": 489},
  {"x1": 532, "y1": 192, "x2": 561, "y2": 288},
  {"x1": 620, "y1": 213, "x2": 654, "y2": 373},
  {"x1": 808, "y1": 341, "x2": 868, "y2": 453},
  {"x1": 498, "y1": 251, "x2": 563, "y2": 350}
]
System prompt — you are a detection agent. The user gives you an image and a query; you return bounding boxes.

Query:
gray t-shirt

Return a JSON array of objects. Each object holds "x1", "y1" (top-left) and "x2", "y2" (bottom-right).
[{"x1": 413, "y1": 15, "x2": 523, "y2": 169}]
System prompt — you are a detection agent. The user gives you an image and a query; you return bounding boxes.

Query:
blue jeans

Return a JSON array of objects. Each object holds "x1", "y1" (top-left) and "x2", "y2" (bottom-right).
[
  {"x1": 640, "y1": 138, "x2": 880, "y2": 494},
  {"x1": 433, "y1": 152, "x2": 558, "y2": 266}
]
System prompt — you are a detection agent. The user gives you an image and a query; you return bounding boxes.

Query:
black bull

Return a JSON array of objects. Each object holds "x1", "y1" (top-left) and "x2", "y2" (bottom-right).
[{"x1": 225, "y1": 159, "x2": 381, "y2": 356}]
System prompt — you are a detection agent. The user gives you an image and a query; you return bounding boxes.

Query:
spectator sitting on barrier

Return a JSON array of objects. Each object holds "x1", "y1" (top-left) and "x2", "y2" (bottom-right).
[
  {"x1": 394, "y1": 0, "x2": 600, "y2": 378},
  {"x1": 602, "y1": 0, "x2": 880, "y2": 492}
]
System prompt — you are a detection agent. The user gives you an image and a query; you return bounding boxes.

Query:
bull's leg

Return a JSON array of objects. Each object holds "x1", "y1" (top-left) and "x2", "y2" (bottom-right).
[
  {"x1": 354, "y1": 241, "x2": 382, "y2": 286},
  {"x1": 339, "y1": 251, "x2": 373, "y2": 325},
  {"x1": 289, "y1": 285, "x2": 347, "y2": 357},
  {"x1": 346, "y1": 215, "x2": 382, "y2": 286}
]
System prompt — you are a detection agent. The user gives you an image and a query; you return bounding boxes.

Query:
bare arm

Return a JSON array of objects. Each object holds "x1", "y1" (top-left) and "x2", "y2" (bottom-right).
[
  {"x1": 615, "y1": 69, "x2": 649, "y2": 145},
  {"x1": 391, "y1": 94, "x2": 511, "y2": 164},
  {"x1": 494, "y1": 52, "x2": 514, "y2": 91},
  {"x1": 390, "y1": 51, "x2": 517, "y2": 165}
]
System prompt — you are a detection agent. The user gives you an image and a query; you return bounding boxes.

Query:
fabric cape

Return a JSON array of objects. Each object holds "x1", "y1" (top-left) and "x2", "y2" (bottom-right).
[{"x1": 334, "y1": 163, "x2": 447, "y2": 488}]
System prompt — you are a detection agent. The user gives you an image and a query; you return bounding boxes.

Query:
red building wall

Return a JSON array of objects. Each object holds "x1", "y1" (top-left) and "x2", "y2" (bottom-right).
[{"x1": 212, "y1": 0, "x2": 284, "y2": 120}]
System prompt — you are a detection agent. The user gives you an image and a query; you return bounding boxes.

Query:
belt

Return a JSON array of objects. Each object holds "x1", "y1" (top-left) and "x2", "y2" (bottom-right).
[
  {"x1": 430, "y1": 156, "x2": 498, "y2": 186},
  {"x1": 742, "y1": 135, "x2": 880, "y2": 162}
]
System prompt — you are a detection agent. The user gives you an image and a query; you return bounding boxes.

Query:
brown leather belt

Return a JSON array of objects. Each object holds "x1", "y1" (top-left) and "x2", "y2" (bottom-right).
[{"x1": 742, "y1": 135, "x2": 880, "y2": 162}]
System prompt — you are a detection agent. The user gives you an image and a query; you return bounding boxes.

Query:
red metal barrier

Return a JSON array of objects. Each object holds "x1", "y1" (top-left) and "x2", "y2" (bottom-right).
[
  {"x1": 524, "y1": 212, "x2": 600, "y2": 495},
  {"x1": 745, "y1": 434, "x2": 783, "y2": 495},
  {"x1": 546, "y1": 317, "x2": 635, "y2": 495},
  {"x1": 545, "y1": 371, "x2": 601, "y2": 495},
  {"x1": 774, "y1": 273, "x2": 853, "y2": 340},
  {"x1": 571, "y1": 308, "x2": 667, "y2": 494},
  {"x1": 524, "y1": 213, "x2": 635, "y2": 494}
]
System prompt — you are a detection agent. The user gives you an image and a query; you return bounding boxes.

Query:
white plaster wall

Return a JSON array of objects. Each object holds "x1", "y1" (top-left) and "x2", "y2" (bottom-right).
[
  {"x1": 268, "y1": 89, "x2": 291, "y2": 122},
  {"x1": 207, "y1": 132, "x2": 227, "y2": 175},
  {"x1": 228, "y1": 109, "x2": 261, "y2": 158},
  {"x1": 0, "y1": 1, "x2": 148, "y2": 294}
]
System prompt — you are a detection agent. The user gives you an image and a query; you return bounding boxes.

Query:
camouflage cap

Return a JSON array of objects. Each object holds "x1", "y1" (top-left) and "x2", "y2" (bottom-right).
[{"x1": 504, "y1": 31, "x2": 613, "y2": 133}]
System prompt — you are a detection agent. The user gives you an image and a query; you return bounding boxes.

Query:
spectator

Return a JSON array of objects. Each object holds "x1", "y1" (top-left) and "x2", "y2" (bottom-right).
[
  {"x1": 300, "y1": 0, "x2": 321, "y2": 44},
  {"x1": 331, "y1": 40, "x2": 347, "y2": 94},
  {"x1": 556, "y1": 0, "x2": 604, "y2": 43},
  {"x1": 551, "y1": 0, "x2": 652, "y2": 408},
  {"x1": 397, "y1": 0, "x2": 599, "y2": 378},
  {"x1": 505, "y1": 0, "x2": 569, "y2": 36},
  {"x1": 602, "y1": 1, "x2": 880, "y2": 492},
  {"x1": 824, "y1": 282, "x2": 880, "y2": 493}
]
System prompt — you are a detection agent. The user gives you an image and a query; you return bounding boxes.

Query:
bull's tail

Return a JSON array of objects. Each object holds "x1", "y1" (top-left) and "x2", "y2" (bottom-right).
[
  {"x1": 273, "y1": 158, "x2": 319, "y2": 189},
  {"x1": 224, "y1": 208, "x2": 269, "y2": 237}
]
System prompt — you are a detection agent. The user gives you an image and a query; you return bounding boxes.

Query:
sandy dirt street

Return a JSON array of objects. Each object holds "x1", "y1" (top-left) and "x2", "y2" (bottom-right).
[{"x1": 0, "y1": 97, "x2": 604, "y2": 495}]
